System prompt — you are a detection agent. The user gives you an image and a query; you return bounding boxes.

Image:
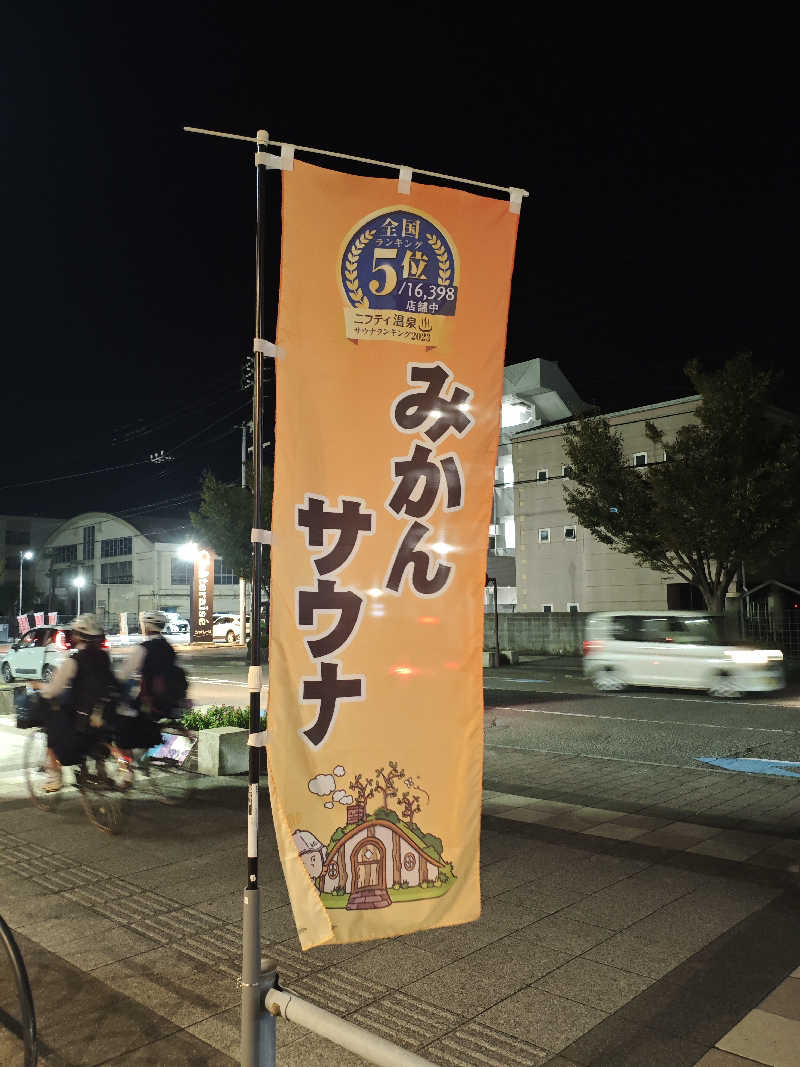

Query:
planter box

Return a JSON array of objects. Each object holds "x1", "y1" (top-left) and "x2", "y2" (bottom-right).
[{"x1": 196, "y1": 726, "x2": 267, "y2": 779}]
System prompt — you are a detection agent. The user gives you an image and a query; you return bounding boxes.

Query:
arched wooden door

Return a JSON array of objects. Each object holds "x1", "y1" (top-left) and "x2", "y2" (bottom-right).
[{"x1": 346, "y1": 836, "x2": 391, "y2": 910}]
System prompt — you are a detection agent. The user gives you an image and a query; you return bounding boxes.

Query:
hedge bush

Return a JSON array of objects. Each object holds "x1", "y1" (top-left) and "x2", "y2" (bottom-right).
[{"x1": 182, "y1": 705, "x2": 266, "y2": 731}]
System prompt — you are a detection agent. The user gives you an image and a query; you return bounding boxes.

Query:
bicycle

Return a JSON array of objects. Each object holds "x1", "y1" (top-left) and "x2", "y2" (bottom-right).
[
  {"x1": 24, "y1": 726, "x2": 129, "y2": 834},
  {"x1": 134, "y1": 716, "x2": 199, "y2": 805},
  {"x1": 23, "y1": 714, "x2": 198, "y2": 833}
]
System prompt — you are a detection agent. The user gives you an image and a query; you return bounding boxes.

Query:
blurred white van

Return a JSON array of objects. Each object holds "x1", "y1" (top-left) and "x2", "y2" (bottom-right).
[{"x1": 583, "y1": 611, "x2": 784, "y2": 698}]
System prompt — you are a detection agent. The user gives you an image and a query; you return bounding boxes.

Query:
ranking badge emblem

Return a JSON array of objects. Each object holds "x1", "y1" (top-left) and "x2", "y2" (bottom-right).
[{"x1": 339, "y1": 207, "x2": 460, "y2": 347}]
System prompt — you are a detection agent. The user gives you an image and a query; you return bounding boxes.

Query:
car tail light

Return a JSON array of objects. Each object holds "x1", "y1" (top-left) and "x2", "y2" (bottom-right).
[
  {"x1": 583, "y1": 640, "x2": 604, "y2": 655},
  {"x1": 102, "y1": 638, "x2": 110, "y2": 650}
]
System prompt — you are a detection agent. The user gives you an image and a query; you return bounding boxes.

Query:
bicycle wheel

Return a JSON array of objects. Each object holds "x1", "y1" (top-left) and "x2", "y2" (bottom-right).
[
  {"x1": 139, "y1": 723, "x2": 199, "y2": 805},
  {"x1": 23, "y1": 727, "x2": 63, "y2": 813},
  {"x1": 0, "y1": 912, "x2": 37, "y2": 1067},
  {"x1": 76, "y1": 745, "x2": 127, "y2": 834}
]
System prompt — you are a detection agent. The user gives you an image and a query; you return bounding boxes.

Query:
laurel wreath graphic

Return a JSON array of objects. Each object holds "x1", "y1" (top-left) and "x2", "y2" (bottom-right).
[
  {"x1": 425, "y1": 232, "x2": 452, "y2": 286},
  {"x1": 344, "y1": 228, "x2": 376, "y2": 307}
]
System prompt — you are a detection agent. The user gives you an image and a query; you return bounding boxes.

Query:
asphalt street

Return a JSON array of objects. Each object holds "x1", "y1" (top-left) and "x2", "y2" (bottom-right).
[
  {"x1": 168, "y1": 649, "x2": 800, "y2": 774},
  {"x1": 484, "y1": 671, "x2": 800, "y2": 771}
]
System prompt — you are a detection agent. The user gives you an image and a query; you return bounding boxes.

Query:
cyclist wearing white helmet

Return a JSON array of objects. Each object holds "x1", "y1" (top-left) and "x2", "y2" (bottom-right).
[
  {"x1": 116, "y1": 610, "x2": 186, "y2": 750},
  {"x1": 39, "y1": 614, "x2": 121, "y2": 792}
]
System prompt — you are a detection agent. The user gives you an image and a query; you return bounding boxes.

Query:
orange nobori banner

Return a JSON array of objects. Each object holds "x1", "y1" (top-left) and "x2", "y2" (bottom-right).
[{"x1": 268, "y1": 160, "x2": 520, "y2": 948}]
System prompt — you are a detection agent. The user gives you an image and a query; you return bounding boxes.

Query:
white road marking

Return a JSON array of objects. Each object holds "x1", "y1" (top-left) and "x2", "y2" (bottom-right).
[
  {"x1": 489, "y1": 705, "x2": 800, "y2": 735},
  {"x1": 485, "y1": 741, "x2": 703, "y2": 771},
  {"x1": 191, "y1": 678, "x2": 253, "y2": 686}
]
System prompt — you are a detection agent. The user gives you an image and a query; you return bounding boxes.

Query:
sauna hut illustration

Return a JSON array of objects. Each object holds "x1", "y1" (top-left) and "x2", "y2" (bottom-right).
[
  {"x1": 298, "y1": 764, "x2": 454, "y2": 910},
  {"x1": 296, "y1": 805, "x2": 454, "y2": 911}
]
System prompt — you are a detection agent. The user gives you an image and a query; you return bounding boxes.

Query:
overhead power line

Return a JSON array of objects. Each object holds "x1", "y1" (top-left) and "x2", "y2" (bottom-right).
[{"x1": 0, "y1": 460, "x2": 150, "y2": 492}]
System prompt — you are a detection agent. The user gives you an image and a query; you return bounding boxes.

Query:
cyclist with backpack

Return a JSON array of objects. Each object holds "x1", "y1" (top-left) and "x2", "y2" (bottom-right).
[
  {"x1": 116, "y1": 610, "x2": 188, "y2": 752},
  {"x1": 38, "y1": 614, "x2": 123, "y2": 793}
]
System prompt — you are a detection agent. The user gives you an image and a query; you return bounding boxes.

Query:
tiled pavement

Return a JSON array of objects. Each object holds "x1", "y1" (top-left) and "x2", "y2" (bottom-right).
[
  {"x1": 484, "y1": 745, "x2": 800, "y2": 837},
  {"x1": 1, "y1": 766, "x2": 799, "y2": 1063}
]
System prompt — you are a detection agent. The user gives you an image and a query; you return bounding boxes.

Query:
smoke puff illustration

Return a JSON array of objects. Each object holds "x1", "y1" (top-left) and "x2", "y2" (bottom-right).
[
  {"x1": 333, "y1": 765, "x2": 345, "y2": 777},
  {"x1": 308, "y1": 773, "x2": 336, "y2": 796}
]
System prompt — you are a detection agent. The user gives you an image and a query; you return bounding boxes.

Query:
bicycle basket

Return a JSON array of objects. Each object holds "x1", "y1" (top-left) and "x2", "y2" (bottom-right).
[{"x1": 15, "y1": 689, "x2": 47, "y2": 730}]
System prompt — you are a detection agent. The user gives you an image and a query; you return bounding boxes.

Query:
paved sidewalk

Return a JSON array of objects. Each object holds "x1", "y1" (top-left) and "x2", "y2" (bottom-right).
[
  {"x1": 484, "y1": 736, "x2": 800, "y2": 838},
  {"x1": 1, "y1": 756, "x2": 799, "y2": 1066}
]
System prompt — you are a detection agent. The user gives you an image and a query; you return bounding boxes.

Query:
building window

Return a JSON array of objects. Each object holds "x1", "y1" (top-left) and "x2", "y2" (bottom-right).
[
  {"x1": 100, "y1": 560, "x2": 132, "y2": 584},
  {"x1": 542, "y1": 604, "x2": 553, "y2": 613},
  {"x1": 53, "y1": 544, "x2": 78, "y2": 564},
  {"x1": 567, "y1": 602, "x2": 580, "y2": 613},
  {"x1": 538, "y1": 528, "x2": 550, "y2": 543},
  {"x1": 488, "y1": 535, "x2": 496, "y2": 552},
  {"x1": 562, "y1": 465, "x2": 573, "y2": 479},
  {"x1": 171, "y1": 559, "x2": 192, "y2": 585},
  {"x1": 83, "y1": 525, "x2": 96, "y2": 561},
  {"x1": 5, "y1": 530, "x2": 30, "y2": 546},
  {"x1": 564, "y1": 526, "x2": 577, "y2": 541},
  {"x1": 214, "y1": 559, "x2": 237, "y2": 585},
  {"x1": 100, "y1": 536, "x2": 132, "y2": 558},
  {"x1": 503, "y1": 464, "x2": 514, "y2": 486},
  {"x1": 536, "y1": 469, "x2": 548, "y2": 482},
  {"x1": 632, "y1": 452, "x2": 647, "y2": 467},
  {"x1": 504, "y1": 517, "x2": 516, "y2": 550}
]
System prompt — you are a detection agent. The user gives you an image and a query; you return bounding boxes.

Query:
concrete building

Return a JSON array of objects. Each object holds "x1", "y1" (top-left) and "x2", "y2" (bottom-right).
[
  {"x1": 1, "y1": 514, "x2": 63, "y2": 605},
  {"x1": 487, "y1": 359, "x2": 589, "y2": 611},
  {"x1": 34, "y1": 511, "x2": 242, "y2": 627},
  {"x1": 512, "y1": 394, "x2": 702, "y2": 613}
]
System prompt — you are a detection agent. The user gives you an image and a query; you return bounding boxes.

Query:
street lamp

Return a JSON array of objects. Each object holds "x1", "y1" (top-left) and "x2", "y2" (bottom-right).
[
  {"x1": 73, "y1": 574, "x2": 86, "y2": 615},
  {"x1": 179, "y1": 543, "x2": 198, "y2": 641},
  {"x1": 18, "y1": 550, "x2": 33, "y2": 618}
]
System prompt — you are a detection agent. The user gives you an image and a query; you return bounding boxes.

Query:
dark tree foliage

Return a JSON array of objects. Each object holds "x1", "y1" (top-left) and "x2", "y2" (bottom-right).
[
  {"x1": 190, "y1": 466, "x2": 273, "y2": 588},
  {"x1": 562, "y1": 354, "x2": 800, "y2": 613}
]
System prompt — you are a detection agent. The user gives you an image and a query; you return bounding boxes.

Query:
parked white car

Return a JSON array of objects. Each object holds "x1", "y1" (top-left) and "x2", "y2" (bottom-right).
[
  {"x1": 163, "y1": 614, "x2": 189, "y2": 635},
  {"x1": 1, "y1": 626, "x2": 72, "y2": 683},
  {"x1": 212, "y1": 614, "x2": 250, "y2": 643},
  {"x1": 583, "y1": 611, "x2": 785, "y2": 698}
]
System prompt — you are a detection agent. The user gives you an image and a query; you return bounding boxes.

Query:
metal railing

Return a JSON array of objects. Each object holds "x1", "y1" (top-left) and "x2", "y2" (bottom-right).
[
  {"x1": 744, "y1": 610, "x2": 800, "y2": 656},
  {"x1": 0, "y1": 913, "x2": 37, "y2": 1066},
  {"x1": 244, "y1": 947, "x2": 435, "y2": 1066}
]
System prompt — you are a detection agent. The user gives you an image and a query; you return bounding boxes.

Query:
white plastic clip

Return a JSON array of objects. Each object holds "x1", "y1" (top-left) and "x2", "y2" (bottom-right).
[
  {"x1": 247, "y1": 730, "x2": 269, "y2": 748},
  {"x1": 255, "y1": 143, "x2": 294, "y2": 171},
  {"x1": 508, "y1": 187, "x2": 525, "y2": 215},
  {"x1": 251, "y1": 528, "x2": 272, "y2": 545},
  {"x1": 398, "y1": 166, "x2": 412, "y2": 195},
  {"x1": 278, "y1": 143, "x2": 294, "y2": 170},
  {"x1": 248, "y1": 666, "x2": 263, "y2": 692},
  {"x1": 253, "y1": 338, "x2": 285, "y2": 360}
]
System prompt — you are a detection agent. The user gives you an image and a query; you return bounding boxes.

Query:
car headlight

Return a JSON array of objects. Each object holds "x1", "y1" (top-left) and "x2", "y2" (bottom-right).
[{"x1": 724, "y1": 649, "x2": 783, "y2": 665}]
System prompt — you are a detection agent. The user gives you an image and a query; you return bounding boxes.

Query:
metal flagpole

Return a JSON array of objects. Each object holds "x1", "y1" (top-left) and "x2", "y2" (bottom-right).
[{"x1": 240, "y1": 128, "x2": 277, "y2": 1067}]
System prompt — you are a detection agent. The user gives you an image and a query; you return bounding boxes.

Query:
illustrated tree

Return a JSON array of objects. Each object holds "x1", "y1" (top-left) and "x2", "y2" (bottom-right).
[
  {"x1": 374, "y1": 761, "x2": 405, "y2": 810},
  {"x1": 400, "y1": 791, "x2": 422, "y2": 826},
  {"x1": 348, "y1": 773, "x2": 375, "y2": 808},
  {"x1": 562, "y1": 354, "x2": 800, "y2": 613}
]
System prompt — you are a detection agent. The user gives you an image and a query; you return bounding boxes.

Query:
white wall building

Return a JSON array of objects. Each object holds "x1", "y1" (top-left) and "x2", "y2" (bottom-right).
[
  {"x1": 34, "y1": 511, "x2": 242, "y2": 627},
  {"x1": 511, "y1": 395, "x2": 702, "y2": 613},
  {"x1": 487, "y1": 359, "x2": 589, "y2": 611}
]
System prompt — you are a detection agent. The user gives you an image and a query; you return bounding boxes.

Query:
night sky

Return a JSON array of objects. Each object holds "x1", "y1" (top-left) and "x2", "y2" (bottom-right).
[{"x1": 4, "y1": 8, "x2": 797, "y2": 520}]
